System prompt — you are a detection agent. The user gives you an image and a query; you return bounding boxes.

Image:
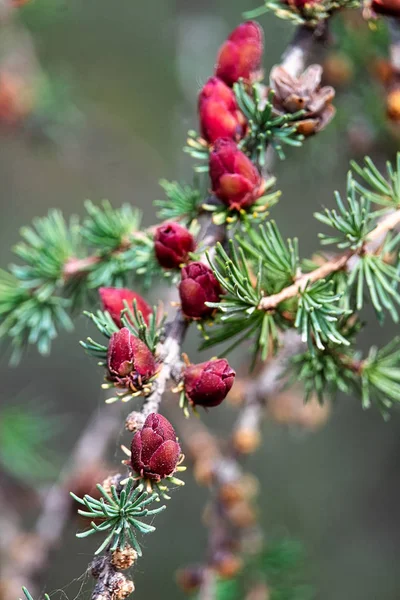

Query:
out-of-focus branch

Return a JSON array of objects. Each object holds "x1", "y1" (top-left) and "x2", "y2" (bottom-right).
[
  {"x1": 0, "y1": 404, "x2": 122, "y2": 600},
  {"x1": 281, "y1": 22, "x2": 329, "y2": 77},
  {"x1": 388, "y1": 18, "x2": 400, "y2": 72}
]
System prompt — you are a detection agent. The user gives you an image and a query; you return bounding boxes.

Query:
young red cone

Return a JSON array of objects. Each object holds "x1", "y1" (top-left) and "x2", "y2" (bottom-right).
[
  {"x1": 198, "y1": 77, "x2": 246, "y2": 144},
  {"x1": 371, "y1": 0, "x2": 400, "y2": 16},
  {"x1": 179, "y1": 262, "x2": 222, "y2": 319},
  {"x1": 209, "y1": 138, "x2": 264, "y2": 210},
  {"x1": 154, "y1": 222, "x2": 195, "y2": 269},
  {"x1": 107, "y1": 328, "x2": 156, "y2": 388},
  {"x1": 215, "y1": 21, "x2": 263, "y2": 86},
  {"x1": 184, "y1": 359, "x2": 236, "y2": 407},
  {"x1": 99, "y1": 287, "x2": 152, "y2": 328},
  {"x1": 130, "y1": 413, "x2": 181, "y2": 481}
]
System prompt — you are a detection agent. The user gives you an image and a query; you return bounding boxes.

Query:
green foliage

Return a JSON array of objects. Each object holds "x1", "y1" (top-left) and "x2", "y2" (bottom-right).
[
  {"x1": 295, "y1": 280, "x2": 350, "y2": 351},
  {"x1": 290, "y1": 345, "x2": 356, "y2": 403},
  {"x1": 0, "y1": 210, "x2": 79, "y2": 363},
  {"x1": 315, "y1": 177, "x2": 373, "y2": 250},
  {"x1": 361, "y1": 338, "x2": 400, "y2": 417},
  {"x1": 347, "y1": 233, "x2": 400, "y2": 322},
  {"x1": 82, "y1": 200, "x2": 169, "y2": 289},
  {"x1": 0, "y1": 269, "x2": 73, "y2": 365},
  {"x1": 183, "y1": 131, "x2": 210, "y2": 172},
  {"x1": 121, "y1": 301, "x2": 166, "y2": 354},
  {"x1": 71, "y1": 477, "x2": 166, "y2": 556},
  {"x1": 0, "y1": 402, "x2": 60, "y2": 482},
  {"x1": 10, "y1": 210, "x2": 80, "y2": 292},
  {"x1": 203, "y1": 241, "x2": 280, "y2": 361},
  {"x1": 198, "y1": 538, "x2": 314, "y2": 600},
  {"x1": 81, "y1": 303, "x2": 165, "y2": 362},
  {"x1": 21, "y1": 587, "x2": 50, "y2": 600},
  {"x1": 155, "y1": 179, "x2": 202, "y2": 224},
  {"x1": 244, "y1": 0, "x2": 360, "y2": 26},
  {"x1": 80, "y1": 310, "x2": 118, "y2": 362},
  {"x1": 291, "y1": 336, "x2": 400, "y2": 415},
  {"x1": 351, "y1": 154, "x2": 400, "y2": 209},
  {"x1": 238, "y1": 220, "x2": 299, "y2": 294},
  {"x1": 82, "y1": 200, "x2": 141, "y2": 254},
  {"x1": 234, "y1": 83, "x2": 304, "y2": 164},
  {"x1": 0, "y1": 199, "x2": 172, "y2": 361},
  {"x1": 314, "y1": 157, "x2": 400, "y2": 322}
]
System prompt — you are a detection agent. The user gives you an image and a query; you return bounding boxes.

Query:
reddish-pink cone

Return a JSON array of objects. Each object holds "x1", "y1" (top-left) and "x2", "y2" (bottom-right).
[
  {"x1": 198, "y1": 77, "x2": 246, "y2": 144},
  {"x1": 209, "y1": 138, "x2": 264, "y2": 210},
  {"x1": 107, "y1": 327, "x2": 156, "y2": 388},
  {"x1": 184, "y1": 359, "x2": 236, "y2": 407},
  {"x1": 154, "y1": 222, "x2": 195, "y2": 269},
  {"x1": 215, "y1": 21, "x2": 263, "y2": 87},
  {"x1": 100, "y1": 287, "x2": 152, "y2": 328},
  {"x1": 371, "y1": 0, "x2": 400, "y2": 15},
  {"x1": 179, "y1": 262, "x2": 222, "y2": 319},
  {"x1": 130, "y1": 413, "x2": 181, "y2": 481}
]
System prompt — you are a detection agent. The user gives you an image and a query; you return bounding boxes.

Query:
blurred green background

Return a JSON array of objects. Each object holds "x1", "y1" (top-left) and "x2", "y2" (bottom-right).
[{"x1": 0, "y1": 0, "x2": 400, "y2": 599}]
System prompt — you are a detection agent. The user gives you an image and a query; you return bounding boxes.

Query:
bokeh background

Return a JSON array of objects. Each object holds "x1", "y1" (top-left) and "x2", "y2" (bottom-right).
[{"x1": 0, "y1": 1, "x2": 400, "y2": 599}]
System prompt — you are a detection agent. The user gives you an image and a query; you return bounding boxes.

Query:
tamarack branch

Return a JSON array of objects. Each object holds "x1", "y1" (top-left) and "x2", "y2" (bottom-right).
[{"x1": 1, "y1": 1, "x2": 400, "y2": 600}]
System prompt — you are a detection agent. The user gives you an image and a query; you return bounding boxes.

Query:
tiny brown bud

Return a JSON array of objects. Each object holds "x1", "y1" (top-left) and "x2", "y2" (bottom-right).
[
  {"x1": 232, "y1": 428, "x2": 261, "y2": 454},
  {"x1": 194, "y1": 458, "x2": 215, "y2": 486},
  {"x1": 185, "y1": 431, "x2": 218, "y2": 460},
  {"x1": 176, "y1": 566, "x2": 204, "y2": 593},
  {"x1": 226, "y1": 501, "x2": 257, "y2": 528},
  {"x1": 322, "y1": 53, "x2": 354, "y2": 87},
  {"x1": 110, "y1": 573, "x2": 135, "y2": 600},
  {"x1": 370, "y1": 57, "x2": 393, "y2": 86},
  {"x1": 387, "y1": 87, "x2": 400, "y2": 123},
  {"x1": 111, "y1": 545, "x2": 138, "y2": 570},
  {"x1": 226, "y1": 377, "x2": 246, "y2": 406},
  {"x1": 214, "y1": 552, "x2": 243, "y2": 579},
  {"x1": 101, "y1": 474, "x2": 123, "y2": 497},
  {"x1": 219, "y1": 481, "x2": 245, "y2": 507}
]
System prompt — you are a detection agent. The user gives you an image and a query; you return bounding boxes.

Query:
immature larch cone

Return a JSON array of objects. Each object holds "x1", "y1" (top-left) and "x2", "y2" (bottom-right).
[
  {"x1": 179, "y1": 262, "x2": 222, "y2": 319},
  {"x1": 107, "y1": 327, "x2": 156, "y2": 388},
  {"x1": 154, "y1": 222, "x2": 195, "y2": 269},
  {"x1": 100, "y1": 287, "x2": 152, "y2": 327},
  {"x1": 209, "y1": 138, "x2": 265, "y2": 210},
  {"x1": 184, "y1": 358, "x2": 236, "y2": 407},
  {"x1": 215, "y1": 21, "x2": 264, "y2": 86},
  {"x1": 198, "y1": 76, "x2": 246, "y2": 144},
  {"x1": 130, "y1": 413, "x2": 181, "y2": 481}
]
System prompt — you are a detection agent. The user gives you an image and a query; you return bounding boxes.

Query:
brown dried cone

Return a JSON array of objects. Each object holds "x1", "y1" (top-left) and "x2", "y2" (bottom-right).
[
  {"x1": 232, "y1": 427, "x2": 261, "y2": 454},
  {"x1": 270, "y1": 64, "x2": 336, "y2": 137},
  {"x1": 110, "y1": 573, "x2": 135, "y2": 600},
  {"x1": 111, "y1": 545, "x2": 138, "y2": 570}
]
